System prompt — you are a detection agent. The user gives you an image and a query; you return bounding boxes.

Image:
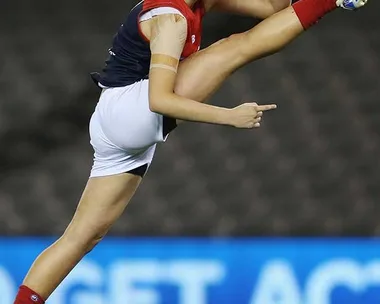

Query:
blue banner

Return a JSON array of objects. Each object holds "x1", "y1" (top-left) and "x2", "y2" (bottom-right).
[{"x1": 1, "y1": 238, "x2": 380, "y2": 304}]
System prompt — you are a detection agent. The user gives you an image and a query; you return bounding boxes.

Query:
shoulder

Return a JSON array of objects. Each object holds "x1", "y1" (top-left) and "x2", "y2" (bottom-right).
[
  {"x1": 153, "y1": 13, "x2": 188, "y2": 27},
  {"x1": 147, "y1": 13, "x2": 188, "y2": 45}
]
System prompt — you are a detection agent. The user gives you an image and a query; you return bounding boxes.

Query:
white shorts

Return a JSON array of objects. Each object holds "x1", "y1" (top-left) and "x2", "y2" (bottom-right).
[{"x1": 89, "y1": 79, "x2": 171, "y2": 178}]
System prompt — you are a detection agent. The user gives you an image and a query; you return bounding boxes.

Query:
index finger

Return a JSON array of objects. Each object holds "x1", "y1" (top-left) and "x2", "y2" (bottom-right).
[{"x1": 255, "y1": 104, "x2": 277, "y2": 112}]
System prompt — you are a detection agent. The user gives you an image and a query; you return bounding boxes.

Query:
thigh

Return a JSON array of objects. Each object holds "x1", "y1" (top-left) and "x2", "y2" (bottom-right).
[
  {"x1": 175, "y1": 32, "x2": 249, "y2": 103},
  {"x1": 64, "y1": 173, "x2": 141, "y2": 240}
]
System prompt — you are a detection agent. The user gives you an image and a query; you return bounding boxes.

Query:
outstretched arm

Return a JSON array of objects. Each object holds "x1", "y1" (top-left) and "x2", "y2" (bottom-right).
[
  {"x1": 148, "y1": 14, "x2": 230, "y2": 125},
  {"x1": 146, "y1": 14, "x2": 276, "y2": 128}
]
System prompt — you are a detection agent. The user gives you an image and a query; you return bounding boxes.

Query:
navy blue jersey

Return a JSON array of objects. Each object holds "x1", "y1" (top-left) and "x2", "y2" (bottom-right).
[
  {"x1": 91, "y1": 2, "x2": 150, "y2": 87},
  {"x1": 91, "y1": 0, "x2": 205, "y2": 88}
]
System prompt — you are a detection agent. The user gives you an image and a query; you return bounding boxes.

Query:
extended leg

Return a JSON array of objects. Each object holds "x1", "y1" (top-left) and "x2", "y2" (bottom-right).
[
  {"x1": 14, "y1": 173, "x2": 141, "y2": 303},
  {"x1": 175, "y1": 0, "x2": 340, "y2": 103}
]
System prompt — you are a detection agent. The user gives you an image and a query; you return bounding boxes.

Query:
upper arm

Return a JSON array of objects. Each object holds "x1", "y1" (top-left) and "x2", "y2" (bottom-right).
[
  {"x1": 210, "y1": 0, "x2": 291, "y2": 19},
  {"x1": 147, "y1": 14, "x2": 188, "y2": 108}
]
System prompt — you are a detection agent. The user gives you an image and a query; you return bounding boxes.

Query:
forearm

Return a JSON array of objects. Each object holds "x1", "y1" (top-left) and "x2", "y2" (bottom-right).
[
  {"x1": 149, "y1": 65, "x2": 230, "y2": 126},
  {"x1": 150, "y1": 92, "x2": 230, "y2": 125}
]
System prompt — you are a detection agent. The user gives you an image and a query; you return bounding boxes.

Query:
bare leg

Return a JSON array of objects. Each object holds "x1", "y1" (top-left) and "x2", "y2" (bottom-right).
[
  {"x1": 21, "y1": 173, "x2": 141, "y2": 300},
  {"x1": 175, "y1": 7, "x2": 303, "y2": 102}
]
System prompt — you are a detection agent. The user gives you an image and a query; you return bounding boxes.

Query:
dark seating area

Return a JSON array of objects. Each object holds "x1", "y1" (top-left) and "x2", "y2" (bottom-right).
[{"x1": 0, "y1": 0, "x2": 379, "y2": 236}]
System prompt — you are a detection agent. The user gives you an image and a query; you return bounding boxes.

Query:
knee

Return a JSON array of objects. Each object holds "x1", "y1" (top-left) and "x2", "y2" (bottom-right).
[
  {"x1": 223, "y1": 33, "x2": 258, "y2": 65},
  {"x1": 215, "y1": 34, "x2": 241, "y2": 46},
  {"x1": 211, "y1": 34, "x2": 249, "y2": 64},
  {"x1": 83, "y1": 232, "x2": 105, "y2": 254},
  {"x1": 62, "y1": 225, "x2": 108, "y2": 255}
]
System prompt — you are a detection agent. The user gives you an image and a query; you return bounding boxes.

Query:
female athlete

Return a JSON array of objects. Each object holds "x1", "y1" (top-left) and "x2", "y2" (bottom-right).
[{"x1": 14, "y1": 0, "x2": 368, "y2": 302}]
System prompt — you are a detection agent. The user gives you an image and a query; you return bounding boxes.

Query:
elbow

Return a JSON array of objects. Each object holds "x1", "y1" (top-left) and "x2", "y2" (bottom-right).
[
  {"x1": 149, "y1": 94, "x2": 167, "y2": 114},
  {"x1": 149, "y1": 97, "x2": 160, "y2": 113}
]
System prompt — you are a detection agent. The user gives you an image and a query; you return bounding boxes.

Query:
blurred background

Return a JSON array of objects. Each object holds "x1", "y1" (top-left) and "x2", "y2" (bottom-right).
[{"x1": 0, "y1": 0, "x2": 380, "y2": 303}]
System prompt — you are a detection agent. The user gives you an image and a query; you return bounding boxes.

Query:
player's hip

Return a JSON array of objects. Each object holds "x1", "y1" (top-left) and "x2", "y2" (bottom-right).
[{"x1": 90, "y1": 79, "x2": 175, "y2": 151}]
